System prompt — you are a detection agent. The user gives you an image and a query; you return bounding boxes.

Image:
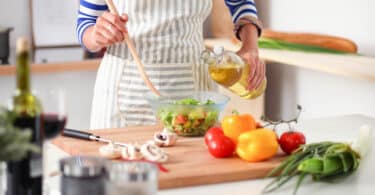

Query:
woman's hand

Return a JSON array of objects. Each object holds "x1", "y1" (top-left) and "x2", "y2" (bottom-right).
[
  {"x1": 83, "y1": 12, "x2": 128, "y2": 52},
  {"x1": 236, "y1": 24, "x2": 266, "y2": 91},
  {"x1": 237, "y1": 48, "x2": 265, "y2": 91}
]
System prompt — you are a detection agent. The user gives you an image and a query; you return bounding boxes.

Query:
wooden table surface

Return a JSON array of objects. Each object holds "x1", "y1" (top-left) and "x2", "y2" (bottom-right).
[
  {"x1": 45, "y1": 114, "x2": 375, "y2": 195},
  {"x1": 52, "y1": 125, "x2": 285, "y2": 189}
]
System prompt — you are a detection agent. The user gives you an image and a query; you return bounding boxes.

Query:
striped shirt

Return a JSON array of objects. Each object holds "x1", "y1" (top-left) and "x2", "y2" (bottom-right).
[{"x1": 76, "y1": 0, "x2": 259, "y2": 47}]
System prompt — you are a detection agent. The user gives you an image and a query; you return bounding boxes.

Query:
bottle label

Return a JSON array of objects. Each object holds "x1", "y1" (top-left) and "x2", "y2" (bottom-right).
[{"x1": 30, "y1": 154, "x2": 42, "y2": 178}]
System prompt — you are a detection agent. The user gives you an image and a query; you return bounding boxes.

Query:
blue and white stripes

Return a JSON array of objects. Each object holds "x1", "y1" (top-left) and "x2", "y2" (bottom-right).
[
  {"x1": 76, "y1": 0, "x2": 259, "y2": 48},
  {"x1": 77, "y1": 0, "x2": 107, "y2": 46},
  {"x1": 225, "y1": 0, "x2": 258, "y2": 23}
]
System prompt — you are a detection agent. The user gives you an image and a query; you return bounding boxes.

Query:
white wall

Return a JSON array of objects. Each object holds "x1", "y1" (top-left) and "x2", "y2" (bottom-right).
[
  {"x1": 0, "y1": 0, "x2": 91, "y2": 129},
  {"x1": 257, "y1": 0, "x2": 375, "y2": 119},
  {"x1": 265, "y1": 63, "x2": 375, "y2": 119},
  {"x1": 258, "y1": 0, "x2": 375, "y2": 56},
  {"x1": 0, "y1": 71, "x2": 96, "y2": 130},
  {"x1": 0, "y1": 0, "x2": 31, "y2": 45},
  {"x1": 0, "y1": 0, "x2": 31, "y2": 64},
  {"x1": 0, "y1": 0, "x2": 83, "y2": 64}
]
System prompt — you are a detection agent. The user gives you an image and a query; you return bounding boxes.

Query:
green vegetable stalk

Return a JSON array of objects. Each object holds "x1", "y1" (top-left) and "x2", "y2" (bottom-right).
[
  {"x1": 263, "y1": 141, "x2": 361, "y2": 195},
  {"x1": 258, "y1": 38, "x2": 352, "y2": 54}
]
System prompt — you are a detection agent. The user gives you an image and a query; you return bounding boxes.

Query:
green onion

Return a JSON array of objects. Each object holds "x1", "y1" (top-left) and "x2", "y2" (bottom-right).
[
  {"x1": 263, "y1": 141, "x2": 361, "y2": 195},
  {"x1": 258, "y1": 38, "x2": 350, "y2": 54}
]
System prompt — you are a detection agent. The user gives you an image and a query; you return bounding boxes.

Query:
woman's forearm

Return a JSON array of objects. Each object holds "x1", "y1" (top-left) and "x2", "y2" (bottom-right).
[
  {"x1": 223, "y1": 0, "x2": 262, "y2": 45},
  {"x1": 239, "y1": 24, "x2": 259, "y2": 52}
]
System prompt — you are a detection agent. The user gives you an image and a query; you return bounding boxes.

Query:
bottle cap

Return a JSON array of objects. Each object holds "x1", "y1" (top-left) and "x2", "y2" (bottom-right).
[
  {"x1": 60, "y1": 156, "x2": 107, "y2": 178},
  {"x1": 213, "y1": 46, "x2": 224, "y2": 56},
  {"x1": 16, "y1": 37, "x2": 29, "y2": 54},
  {"x1": 107, "y1": 161, "x2": 158, "y2": 182}
]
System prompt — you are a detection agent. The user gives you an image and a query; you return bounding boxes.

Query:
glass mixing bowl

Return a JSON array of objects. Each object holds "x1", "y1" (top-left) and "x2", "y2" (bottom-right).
[{"x1": 146, "y1": 91, "x2": 229, "y2": 136}]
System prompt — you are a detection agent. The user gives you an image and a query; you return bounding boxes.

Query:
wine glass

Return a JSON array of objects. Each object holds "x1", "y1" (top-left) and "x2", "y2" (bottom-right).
[
  {"x1": 39, "y1": 89, "x2": 67, "y2": 194},
  {"x1": 39, "y1": 89, "x2": 67, "y2": 140}
]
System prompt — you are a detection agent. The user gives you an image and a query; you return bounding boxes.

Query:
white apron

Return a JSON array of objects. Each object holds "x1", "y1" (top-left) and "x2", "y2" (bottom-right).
[{"x1": 90, "y1": 0, "x2": 212, "y2": 129}]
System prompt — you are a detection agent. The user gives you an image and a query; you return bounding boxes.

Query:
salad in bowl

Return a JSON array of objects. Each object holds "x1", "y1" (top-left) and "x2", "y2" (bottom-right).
[{"x1": 146, "y1": 91, "x2": 229, "y2": 136}]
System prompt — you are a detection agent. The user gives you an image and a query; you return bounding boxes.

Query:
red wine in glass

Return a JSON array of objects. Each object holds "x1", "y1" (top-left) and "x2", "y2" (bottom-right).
[{"x1": 42, "y1": 113, "x2": 67, "y2": 139}]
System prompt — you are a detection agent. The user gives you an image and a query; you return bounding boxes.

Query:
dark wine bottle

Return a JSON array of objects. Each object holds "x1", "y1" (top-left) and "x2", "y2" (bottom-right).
[{"x1": 7, "y1": 38, "x2": 43, "y2": 195}]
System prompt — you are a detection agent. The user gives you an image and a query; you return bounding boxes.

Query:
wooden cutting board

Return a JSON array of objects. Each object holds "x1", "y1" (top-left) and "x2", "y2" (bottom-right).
[{"x1": 52, "y1": 125, "x2": 285, "y2": 189}]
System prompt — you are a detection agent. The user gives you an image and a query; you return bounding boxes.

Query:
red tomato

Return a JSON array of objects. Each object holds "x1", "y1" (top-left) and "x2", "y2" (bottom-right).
[
  {"x1": 205, "y1": 127, "x2": 235, "y2": 158},
  {"x1": 174, "y1": 114, "x2": 187, "y2": 124},
  {"x1": 204, "y1": 126, "x2": 224, "y2": 145},
  {"x1": 256, "y1": 122, "x2": 263, "y2": 129},
  {"x1": 207, "y1": 136, "x2": 235, "y2": 158},
  {"x1": 279, "y1": 131, "x2": 306, "y2": 154}
]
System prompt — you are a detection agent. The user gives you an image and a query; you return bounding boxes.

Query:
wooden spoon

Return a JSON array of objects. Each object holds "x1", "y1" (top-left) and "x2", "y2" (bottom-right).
[{"x1": 105, "y1": 0, "x2": 161, "y2": 96}]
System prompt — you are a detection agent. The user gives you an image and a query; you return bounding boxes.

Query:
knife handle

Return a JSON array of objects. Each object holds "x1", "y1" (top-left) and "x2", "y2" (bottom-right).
[{"x1": 63, "y1": 129, "x2": 95, "y2": 141}]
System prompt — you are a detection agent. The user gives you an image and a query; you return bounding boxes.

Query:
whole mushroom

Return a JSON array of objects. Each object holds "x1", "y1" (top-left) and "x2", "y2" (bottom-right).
[{"x1": 153, "y1": 130, "x2": 178, "y2": 147}]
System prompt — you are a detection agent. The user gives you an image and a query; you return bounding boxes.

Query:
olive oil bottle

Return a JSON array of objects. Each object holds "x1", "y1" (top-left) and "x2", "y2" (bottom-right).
[
  {"x1": 203, "y1": 46, "x2": 266, "y2": 99},
  {"x1": 208, "y1": 63, "x2": 242, "y2": 87},
  {"x1": 7, "y1": 37, "x2": 43, "y2": 195},
  {"x1": 227, "y1": 60, "x2": 267, "y2": 99}
]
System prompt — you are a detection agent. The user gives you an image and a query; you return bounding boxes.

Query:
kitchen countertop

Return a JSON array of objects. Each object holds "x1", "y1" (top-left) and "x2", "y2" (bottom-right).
[
  {"x1": 0, "y1": 59, "x2": 100, "y2": 76},
  {"x1": 46, "y1": 114, "x2": 375, "y2": 195}
]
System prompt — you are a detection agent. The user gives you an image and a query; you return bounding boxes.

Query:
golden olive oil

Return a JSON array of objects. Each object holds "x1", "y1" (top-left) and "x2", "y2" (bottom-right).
[
  {"x1": 208, "y1": 62, "x2": 267, "y2": 99},
  {"x1": 208, "y1": 63, "x2": 242, "y2": 87},
  {"x1": 227, "y1": 62, "x2": 267, "y2": 99}
]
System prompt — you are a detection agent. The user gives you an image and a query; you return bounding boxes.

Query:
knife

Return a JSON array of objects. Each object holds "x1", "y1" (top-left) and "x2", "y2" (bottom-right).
[{"x1": 62, "y1": 128, "x2": 128, "y2": 147}]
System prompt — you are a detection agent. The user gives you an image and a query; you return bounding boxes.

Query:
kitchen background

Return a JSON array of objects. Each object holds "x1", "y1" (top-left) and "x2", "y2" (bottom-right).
[{"x1": 0, "y1": 0, "x2": 374, "y2": 130}]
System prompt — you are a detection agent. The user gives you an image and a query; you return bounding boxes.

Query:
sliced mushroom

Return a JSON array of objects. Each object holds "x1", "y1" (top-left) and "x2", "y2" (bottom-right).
[
  {"x1": 140, "y1": 142, "x2": 168, "y2": 163},
  {"x1": 121, "y1": 144, "x2": 143, "y2": 160},
  {"x1": 99, "y1": 142, "x2": 122, "y2": 159},
  {"x1": 153, "y1": 130, "x2": 178, "y2": 147}
]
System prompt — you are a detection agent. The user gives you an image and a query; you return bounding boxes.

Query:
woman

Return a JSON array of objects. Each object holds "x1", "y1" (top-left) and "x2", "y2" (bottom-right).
[{"x1": 77, "y1": 0, "x2": 265, "y2": 129}]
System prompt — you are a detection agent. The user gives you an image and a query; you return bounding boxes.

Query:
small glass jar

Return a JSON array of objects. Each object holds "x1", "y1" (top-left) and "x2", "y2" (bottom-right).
[
  {"x1": 60, "y1": 156, "x2": 107, "y2": 195},
  {"x1": 106, "y1": 162, "x2": 158, "y2": 195}
]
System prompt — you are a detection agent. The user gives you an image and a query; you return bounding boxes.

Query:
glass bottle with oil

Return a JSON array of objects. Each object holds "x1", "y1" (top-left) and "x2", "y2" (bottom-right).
[{"x1": 201, "y1": 46, "x2": 266, "y2": 99}]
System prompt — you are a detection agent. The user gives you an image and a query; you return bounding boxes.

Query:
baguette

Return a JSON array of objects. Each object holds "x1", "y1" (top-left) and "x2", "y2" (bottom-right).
[{"x1": 261, "y1": 29, "x2": 358, "y2": 53}]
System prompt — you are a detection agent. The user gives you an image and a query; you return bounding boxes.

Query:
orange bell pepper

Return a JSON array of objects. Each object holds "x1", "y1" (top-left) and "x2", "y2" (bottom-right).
[
  {"x1": 222, "y1": 112, "x2": 256, "y2": 144},
  {"x1": 236, "y1": 128, "x2": 279, "y2": 162}
]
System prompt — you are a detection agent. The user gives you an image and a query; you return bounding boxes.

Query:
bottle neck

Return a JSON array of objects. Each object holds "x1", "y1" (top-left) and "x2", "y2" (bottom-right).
[{"x1": 16, "y1": 51, "x2": 31, "y2": 94}]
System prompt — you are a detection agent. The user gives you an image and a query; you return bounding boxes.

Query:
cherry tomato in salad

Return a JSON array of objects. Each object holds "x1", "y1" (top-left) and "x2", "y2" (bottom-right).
[
  {"x1": 279, "y1": 131, "x2": 306, "y2": 154},
  {"x1": 205, "y1": 127, "x2": 235, "y2": 158},
  {"x1": 174, "y1": 114, "x2": 187, "y2": 125}
]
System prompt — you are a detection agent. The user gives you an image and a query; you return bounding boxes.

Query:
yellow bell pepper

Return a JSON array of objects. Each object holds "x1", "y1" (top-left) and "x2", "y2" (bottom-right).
[
  {"x1": 222, "y1": 112, "x2": 256, "y2": 144},
  {"x1": 236, "y1": 128, "x2": 279, "y2": 162}
]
